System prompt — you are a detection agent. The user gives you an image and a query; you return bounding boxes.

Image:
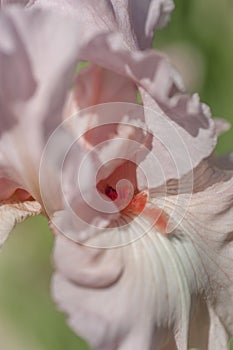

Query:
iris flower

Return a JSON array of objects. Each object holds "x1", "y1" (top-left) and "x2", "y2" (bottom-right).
[{"x1": 0, "y1": 1, "x2": 233, "y2": 350}]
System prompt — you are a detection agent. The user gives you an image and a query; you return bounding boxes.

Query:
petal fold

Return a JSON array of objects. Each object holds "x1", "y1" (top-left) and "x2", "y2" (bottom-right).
[{"x1": 0, "y1": 6, "x2": 83, "y2": 202}]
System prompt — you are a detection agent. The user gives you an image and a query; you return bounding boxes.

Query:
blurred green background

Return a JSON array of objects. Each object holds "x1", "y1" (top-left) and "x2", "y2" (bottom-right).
[{"x1": 0, "y1": 0, "x2": 232, "y2": 349}]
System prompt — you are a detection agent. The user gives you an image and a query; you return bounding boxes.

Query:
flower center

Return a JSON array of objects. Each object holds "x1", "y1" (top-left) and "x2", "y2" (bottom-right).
[
  {"x1": 105, "y1": 185, "x2": 147, "y2": 215},
  {"x1": 105, "y1": 185, "x2": 168, "y2": 234},
  {"x1": 121, "y1": 191, "x2": 147, "y2": 215},
  {"x1": 105, "y1": 185, "x2": 118, "y2": 201}
]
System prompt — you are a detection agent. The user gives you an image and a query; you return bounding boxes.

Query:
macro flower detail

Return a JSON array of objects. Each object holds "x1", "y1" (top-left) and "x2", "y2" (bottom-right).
[
  {"x1": 48, "y1": 104, "x2": 233, "y2": 350},
  {"x1": 0, "y1": 2, "x2": 232, "y2": 350}
]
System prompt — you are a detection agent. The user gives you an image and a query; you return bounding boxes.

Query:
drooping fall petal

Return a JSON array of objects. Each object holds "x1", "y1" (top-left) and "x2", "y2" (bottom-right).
[
  {"x1": 52, "y1": 162, "x2": 233, "y2": 350},
  {"x1": 51, "y1": 216, "x2": 198, "y2": 350}
]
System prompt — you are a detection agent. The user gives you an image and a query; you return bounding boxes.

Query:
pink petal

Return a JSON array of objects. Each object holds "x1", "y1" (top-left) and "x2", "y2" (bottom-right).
[
  {"x1": 81, "y1": 32, "x2": 215, "y2": 135},
  {"x1": 0, "y1": 7, "x2": 83, "y2": 202},
  {"x1": 51, "y1": 163, "x2": 233, "y2": 349},
  {"x1": 187, "y1": 176, "x2": 233, "y2": 338},
  {"x1": 81, "y1": 32, "x2": 183, "y2": 100},
  {"x1": 78, "y1": 32, "x2": 218, "y2": 193},
  {"x1": 64, "y1": 102, "x2": 149, "y2": 183},
  {"x1": 51, "y1": 234, "x2": 166, "y2": 350},
  {"x1": 0, "y1": 200, "x2": 41, "y2": 246},
  {"x1": 51, "y1": 210, "x2": 197, "y2": 349},
  {"x1": 0, "y1": 178, "x2": 20, "y2": 201},
  {"x1": 0, "y1": 0, "x2": 34, "y2": 8},
  {"x1": 0, "y1": 11, "x2": 36, "y2": 104},
  {"x1": 53, "y1": 235, "x2": 124, "y2": 288},
  {"x1": 81, "y1": 33, "x2": 216, "y2": 167},
  {"x1": 17, "y1": 0, "x2": 174, "y2": 50},
  {"x1": 159, "y1": 171, "x2": 233, "y2": 347},
  {"x1": 152, "y1": 158, "x2": 232, "y2": 197},
  {"x1": 134, "y1": 94, "x2": 216, "y2": 190},
  {"x1": 128, "y1": 0, "x2": 174, "y2": 49},
  {"x1": 72, "y1": 64, "x2": 137, "y2": 111},
  {"x1": 40, "y1": 126, "x2": 118, "y2": 242}
]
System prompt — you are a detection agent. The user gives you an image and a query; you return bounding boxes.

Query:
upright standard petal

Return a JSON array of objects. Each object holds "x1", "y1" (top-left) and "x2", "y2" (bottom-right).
[
  {"x1": 0, "y1": 6, "x2": 84, "y2": 201},
  {"x1": 81, "y1": 32, "x2": 216, "y2": 155},
  {"x1": 127, "y1": 0, "x2": 175, "y2": 49},
  {"x1": 10, "y1": 0, "x2": 174, "y2": 50}
]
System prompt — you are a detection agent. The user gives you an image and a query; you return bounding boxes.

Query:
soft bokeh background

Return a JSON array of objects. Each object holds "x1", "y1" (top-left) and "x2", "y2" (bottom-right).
[{"x1": 0, "y1": 0, "x2": 232, "y2": 349}]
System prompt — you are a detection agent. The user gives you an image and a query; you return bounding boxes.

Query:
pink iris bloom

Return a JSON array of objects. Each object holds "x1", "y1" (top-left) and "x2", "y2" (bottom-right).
[{"x1": 0, "y1": 1, "x2": 233, "y2": 350}]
